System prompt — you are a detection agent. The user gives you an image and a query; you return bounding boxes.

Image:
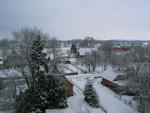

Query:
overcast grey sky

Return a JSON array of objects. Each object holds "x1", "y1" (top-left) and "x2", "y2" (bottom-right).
[{"x1": 0, "y1": 0, "x2": 150, "y2": 40}]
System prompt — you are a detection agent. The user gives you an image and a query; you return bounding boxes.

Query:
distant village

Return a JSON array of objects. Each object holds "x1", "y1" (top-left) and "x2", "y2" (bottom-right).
[{"x1": 0, "y1": 28, "x2": 150, "y2": 113}]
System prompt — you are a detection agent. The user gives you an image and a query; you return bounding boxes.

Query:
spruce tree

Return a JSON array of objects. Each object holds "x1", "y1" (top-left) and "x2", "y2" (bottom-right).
[
  {"x1": 84, "y1": 81, "x2": 100, "y2": 108},
  {"x1": 15, "y1": 36, "x2": 67, "y2": 113},
  {"x1": 30, "y1": 36, "x2": 67, "y2": 109},
  {"x1": 43, "y1": 76, "x2": 68, "y2": 108},
  {"x1": 30, "y1": 35, "x2": 48, "y2": 87},
  {"x1": 71, "y1": 44, "x2": 77, "y2": 54},
  {"x1": 31, "y1": 37, "x2": 67, "y2": 109},
  {"x1": 15, "y1": 86, "x2": 44, "y2": 113},
  {"x1": 15, "y1": 36, "x2": 48, "y2": 113}
]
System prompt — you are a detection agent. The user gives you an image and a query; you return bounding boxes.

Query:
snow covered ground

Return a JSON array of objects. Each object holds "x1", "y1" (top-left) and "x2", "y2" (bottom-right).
[
  {"x1": 0, "y1": 67, "x2": 139, "y2": 113},
  {"x1": 47, "y1": 70, "x2": 139, "y2": 113},
  {"x1": 0, "y1": 110, "x2": 13, "y2": 113},
  {"x1": 68, "y1": 73, "x2": 139, "y2": 113},
  {"x1": 0, "y1": 69, "x2": 22, "y2": 78},
  {"x1": 46, "y1": 94, "x2": 104, "y2": 113},
  {"x1": 46, "y1": 75, "x2": 104, "y2": 113}
]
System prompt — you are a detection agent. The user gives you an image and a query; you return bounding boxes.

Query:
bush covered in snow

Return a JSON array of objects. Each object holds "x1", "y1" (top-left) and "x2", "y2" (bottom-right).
[{"x1": 83, "y1": 81, "x2": 99, "y2": 108}]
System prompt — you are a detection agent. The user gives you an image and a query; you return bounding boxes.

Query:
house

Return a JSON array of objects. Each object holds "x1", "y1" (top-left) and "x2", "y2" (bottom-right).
[
  {"x1": 113, "y1": 47, "x2": 133, "y2": 55},
  {"x1": 101, "y1": 77, "x2": 135, "y2": 95},
  {"x1": 113, "y1": 68, "x2": 135, "y2": 81},
  {"x1": 49, "y1": 63, "x2": 73, "y2": 96},
  {"x1": 113, "y1": 75, "x2": 127, "y2": 81},
  {"x1": 113, "y1": 47, "x2": 130, "y2": 52},
  {"x1": 75, "y1": 48, "x2": 97, "y2": 58},
  {"x1": 3, "y1": 49, "x2": 27, "y2": 68},
  {"x1": 75, "y1": 51, "x2": 84, "y2": 58},
  {"x1": 113, "y1": 71, "x2": 135, "y2": 81}
]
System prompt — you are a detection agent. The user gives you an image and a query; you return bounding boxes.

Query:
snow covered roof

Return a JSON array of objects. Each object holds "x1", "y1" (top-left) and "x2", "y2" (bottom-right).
[
  {"x1": 3, "y1": 49, "x2": 27, "y2": 67},
  {"x1": 49, "y1": 61, "x2": 87, "y2": 75},
  {"x1": 68, "y1": 58, "x2": 76, "y2": 63},
  {"x1": 0, "y1": 69, "x2": 23, "y2": 78},
  {"x1": 100, "y1": 69, "x2": 120, "y2": 81},
  {"x1": 78, "y1": 48, "x2": 97, "y2": 55},
  {"x1": 0, "y1": 60, "x2": 3, "y2": 65},
  {"x1": 61, "y1": 63, "x2": 87, "y2": 74}
]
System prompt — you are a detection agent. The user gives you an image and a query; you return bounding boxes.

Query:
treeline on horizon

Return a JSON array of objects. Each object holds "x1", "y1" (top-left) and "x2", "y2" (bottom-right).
[{"x1": 0, "y1": 38, "x2": 150, "y2": 49}]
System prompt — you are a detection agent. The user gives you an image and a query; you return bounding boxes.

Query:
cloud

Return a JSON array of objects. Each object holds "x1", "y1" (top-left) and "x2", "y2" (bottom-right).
[{"x1": 0, "y1": 0, "x2": 150, "y2": 40}]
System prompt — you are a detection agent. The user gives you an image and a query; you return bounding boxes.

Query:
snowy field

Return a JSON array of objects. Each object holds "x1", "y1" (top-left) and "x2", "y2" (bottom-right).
[{"x1": 47, "y1": 70, "x2": 139, "y2": 113}]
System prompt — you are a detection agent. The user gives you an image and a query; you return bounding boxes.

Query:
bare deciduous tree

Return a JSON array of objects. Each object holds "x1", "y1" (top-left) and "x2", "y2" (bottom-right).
[
  {"x1": 46, "y1": 37, "x2": 61, "y2": 58},
  {"x1": 99, "y1": 40, "x2": 114, "y2": 71},
  {"x1": 0, "y1": 39, "x2": 10, "y2": 60},
  {"x1": 110, "y1": 51, "x2": 134, "y2": 71},
  {"x1": 145, "y1": 43, "x2": 150, "y2": 59},
  {"x1": 80, "y1": 37, "x2": 95, "y2": 48},
  {"x1": 127, "y1": 63, "x2": 150, "y2": 113},
  {"x1": 12, "y1": 27, "x2": 48, "y2": 61},
  {"x1": 12, "y1": 27, "x2": 49, "y2": 89},
  {"x1": 82, "y1": 50, "x2": 101, "y2": 73}
]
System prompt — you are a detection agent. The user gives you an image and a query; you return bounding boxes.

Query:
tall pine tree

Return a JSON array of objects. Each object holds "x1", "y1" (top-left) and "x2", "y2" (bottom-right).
[
  {"x1": 30, "y1": 36, "x2": 67, "y2": 109},
  {"x1": 15, "y1": 36, "x2": 67, "y2": 113},
  {"x1": 29, "y1": 36, "x2": 48, "y2": 92}
]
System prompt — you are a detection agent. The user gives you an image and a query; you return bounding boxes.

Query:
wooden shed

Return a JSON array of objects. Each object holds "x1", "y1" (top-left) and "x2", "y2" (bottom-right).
[
  {"x1": 101, "y1": 78, "x2": 122, "y2": 93},
  {"x1": 49, "y1": 63, "x2": 73, "y2": 96},
  {"x1": 101, "y1": 78, "x2": 137, "y2": 96},
  {"x1": 56, "y1": 75, "x2": 73, "y2": 96}
]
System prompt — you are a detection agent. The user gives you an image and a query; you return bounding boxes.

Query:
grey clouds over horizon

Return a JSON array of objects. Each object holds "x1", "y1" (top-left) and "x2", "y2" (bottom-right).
[{"x1": 0, "y1": 0, "x2": 150, "y2": 40}]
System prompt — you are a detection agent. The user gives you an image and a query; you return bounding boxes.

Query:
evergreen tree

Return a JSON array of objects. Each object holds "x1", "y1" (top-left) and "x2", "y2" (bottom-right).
[
  {"x1": 84, "y1": 81, "x2": 100, "y2": 108},
  {"x1": 15, "y1": 86, "x2": 44, "y2": 113},
  {"x1": 71, "y1": 44, "x2": 77, "y2": 54},
  {"x1": 15, "y1": 36, "x2": 67, "y2": 113},
  {"x1": 30, "y1": 35, "x2": 48, "y2": 87},
  {"x1": 43, "y1": 75, "x2": 68, "y2": 108},
  {"x1": 30, "y1": 36, "x2": 67, "y2": 109}
]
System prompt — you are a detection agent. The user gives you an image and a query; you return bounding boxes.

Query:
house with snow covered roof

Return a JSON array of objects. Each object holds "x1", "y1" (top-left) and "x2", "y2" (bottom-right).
[
  {"x1": 3, "y1": 49, "x2": 27, "y2": 68},
  {"x1": 75, "y1": 48, "x2": 97, "y2": 58}
]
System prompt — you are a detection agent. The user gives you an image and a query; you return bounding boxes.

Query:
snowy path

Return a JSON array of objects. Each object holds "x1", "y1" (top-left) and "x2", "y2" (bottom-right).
[
  {"x1": 46, "y1": 75, "x2": 105, "y2": 113},
  {"x1": 66, "y1": 74, "x2": 139, "y2": 113},
  {"x1": 94, "y1": 83, "x2": 139, "y2": 113},
  {"x1": 73, "y1": 84, "x2": 83, "y2": 95}
]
